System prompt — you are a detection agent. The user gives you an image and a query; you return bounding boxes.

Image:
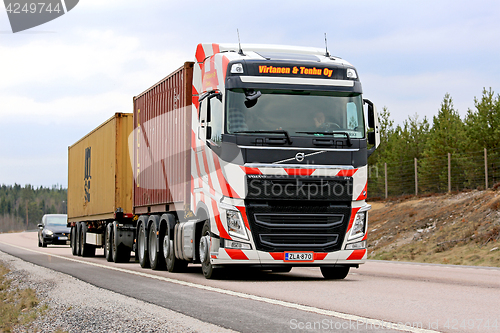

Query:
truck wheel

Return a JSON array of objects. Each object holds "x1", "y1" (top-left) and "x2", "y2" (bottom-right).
[
  {"x1": 38, "y1": 236, "x2": 42, "y2": 247},
  {"x1": 71, "y1": 226, "x2": 77, "y2": 255},
  {"x1": 41, "y1": 237, "x2": 47, "y2": 247},
  {"x1": 162, "y1": 224, "x2": 187, "y2": 273},
  {"x1": 113, "y1": 223, "x2": 130, "y2": 263},
  {"x1": 148, "y1": 224, "x2": 164, "y2": 270},
  {"x1": 104, "y1": 224, "x2": 113, "y2": 262},
  {"x1": 137, "y1": 223, "x2": 150, "y2": 268},
  {"x1": 199, "y1": 221, "x2": 221, "y2": 279},
  {"x1": 76, "y1": 222, "x2": 82, "y2": 256},
  {"x1": 320, "y1": 266, "x2": 350, "y2": 280},
  {"x1": 81, "y1": 223, "x2": 95, "y2": 257}
]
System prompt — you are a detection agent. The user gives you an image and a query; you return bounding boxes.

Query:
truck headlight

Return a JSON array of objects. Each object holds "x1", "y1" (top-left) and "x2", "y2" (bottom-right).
[
  {"x1": 226, "y1": 210, "x2": 248, "y2": 240},
  {"x1": 45, "y1": 230, "x2": 53, "y2": 236},
  {"x1": 348, "y1": 211, "x2": 366, "y2": 240}
]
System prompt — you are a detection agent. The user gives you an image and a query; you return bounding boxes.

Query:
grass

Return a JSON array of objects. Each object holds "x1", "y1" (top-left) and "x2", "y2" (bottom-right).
[{"x1": 0, "y1": 261, "x2": 48, "y2": 332}]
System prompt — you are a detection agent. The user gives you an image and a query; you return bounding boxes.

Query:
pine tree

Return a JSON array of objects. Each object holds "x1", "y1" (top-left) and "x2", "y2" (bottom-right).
[{"x1": 420, "y1": 93, "x2": 466, "y2": 192}]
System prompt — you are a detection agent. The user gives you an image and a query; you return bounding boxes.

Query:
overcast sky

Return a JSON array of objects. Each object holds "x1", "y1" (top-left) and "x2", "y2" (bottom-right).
[{"x1": 1, "y1": 0, "x2": 499, "y2": 187}]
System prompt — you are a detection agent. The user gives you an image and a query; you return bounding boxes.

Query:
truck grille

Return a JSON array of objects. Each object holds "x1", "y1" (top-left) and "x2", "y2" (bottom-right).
[
  {"x1": 260, "y1": 234, "x2": 339, "y2": 248},
  {"x1": 245, "y1": 201, "x2": 351, "y2": 252}
]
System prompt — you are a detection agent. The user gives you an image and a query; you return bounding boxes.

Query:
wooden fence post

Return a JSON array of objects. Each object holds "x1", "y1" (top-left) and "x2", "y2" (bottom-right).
[
  {"x1": 448, "y1": 153, "x2": 451, "y2": 193},
  {"x1": 485, "y1": 148, "x2": 488, "y2": 189},
  {"x1": 384, "y1": 163, "x2": 388, "y2": 199},
  {"x1": 414, "y1": 158, "x2": 418, "y2": 196}
]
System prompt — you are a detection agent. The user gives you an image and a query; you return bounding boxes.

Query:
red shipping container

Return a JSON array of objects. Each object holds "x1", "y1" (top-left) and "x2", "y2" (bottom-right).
[{"x1": 133, "y1": 62, "x2": 194, "y2": 214}]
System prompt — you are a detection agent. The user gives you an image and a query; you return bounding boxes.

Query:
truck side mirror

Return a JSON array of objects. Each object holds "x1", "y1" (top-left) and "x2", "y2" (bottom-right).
[
  {"x1": 364, "y1": 99, "x2": 375, "y2": 128},
  {"x1": 37, "y1": 223, "x2": 43, "y2": 228},
  {"x1": 368, "y1": 131, "x2": 375, "y2": 145},
  {"x1": 364, "y1": 99, "x2": 380, "y2": 156},
  {"x1": 206, "y1": 126, "x2": 212, "y2": 140}
]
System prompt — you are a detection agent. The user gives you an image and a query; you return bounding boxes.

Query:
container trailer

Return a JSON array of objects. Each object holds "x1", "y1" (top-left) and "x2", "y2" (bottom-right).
[{"x1": 68, "y1": 43, "x2": 380, "y2": 279}]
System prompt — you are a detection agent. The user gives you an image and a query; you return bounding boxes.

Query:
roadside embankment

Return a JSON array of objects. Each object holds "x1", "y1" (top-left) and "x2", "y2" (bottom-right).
[{"x1": 368, "y1": 189, "x2": 500, "y2": 267}]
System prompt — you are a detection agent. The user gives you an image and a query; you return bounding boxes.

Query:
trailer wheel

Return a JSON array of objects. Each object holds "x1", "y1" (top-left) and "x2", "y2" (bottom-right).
[
  {"x1": 148, "y1": 224, "x2": 164, "y2": 270},
  {"x1": 70, "y1": 226, "x2": 77, "y2": 255},
  {"x1": 80, "y1": 223, "x2": 95, "y2": 257},
  {"x1": 104, "y1": 224, "x2": 113, "y2": 262},
  {"x1": 137, "y1": 223, "x2": 150, "y2": 268},
  {"x1": 76, "y1": 222, "x2": 82, "y2": 256},
  {"x1": 320, "y1": 266, "x2": 350, "y2": 280},
  {"x1": 200, "y1": 220, "x2": 222, "y2": 279},
  {"x1": 162, "y1": 224, "x2": 187, "y2": 273},
  {"x1": 112, "y1": 224, "x2": 130, "y2": 263}
]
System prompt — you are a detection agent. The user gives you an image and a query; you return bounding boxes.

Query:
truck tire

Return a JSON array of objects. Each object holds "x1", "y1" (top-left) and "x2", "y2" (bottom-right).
[
  {"x1": 76, "y1": 222, "x2": 82, "y2": 256},
  {"x1": 320, "y1": 266, "x2": 350, "y2": 280},
  {"x1": 104, "y1": 224, "x2": 113, "y2": 262},
  {"x1": 137, "y1": 222, "x2": 150, "y2": 268},
  {"x1": 148, "y1": 223, "x2": 164, "y2": 270},
  {"x1": 162, "y1": 223, "x2": 187, "y2": 273},
  {"x1": 200, "y1": 220, "x2": 222, "y2": 279},
  {"x1": 71, "y1": 226, "x2": 77, "y2": 255},
  {"x1": 80, "y1": 223, "x2": 95, "y2": 257},
  {"x1": 112, "y1": 223, "x2": 131, "y2": 263}
]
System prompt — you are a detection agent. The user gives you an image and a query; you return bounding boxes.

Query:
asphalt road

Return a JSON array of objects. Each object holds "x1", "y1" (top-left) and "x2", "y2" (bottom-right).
[{"x1": 1, "y1": 231, "x2": 499, "y2": 333}]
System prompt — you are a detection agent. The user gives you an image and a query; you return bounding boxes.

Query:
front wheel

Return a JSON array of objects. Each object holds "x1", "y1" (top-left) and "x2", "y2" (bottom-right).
[
  {"x1": 199, "y1": 221, "x2": 222, "y2": 279},
  {"x1": 320, "y1": 266, "x2": 350, "y2": 280}
]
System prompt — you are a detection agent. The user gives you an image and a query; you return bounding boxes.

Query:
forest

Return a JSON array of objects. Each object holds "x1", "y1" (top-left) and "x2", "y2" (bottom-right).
[
  {"x1": 368, "y1": 88, "x2": 500, "y2": 198},
  {"x1": 0, "y1": 184, "x2": 67, "y2": 233}
]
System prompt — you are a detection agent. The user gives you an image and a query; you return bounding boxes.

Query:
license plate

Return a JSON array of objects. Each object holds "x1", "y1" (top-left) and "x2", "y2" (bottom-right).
[
  {"x1": 58, "y1": 236, "x2": 68, "y2": 240},
  {"x1": 284, "y1": 252, "x2": 314, "y2": 262}
]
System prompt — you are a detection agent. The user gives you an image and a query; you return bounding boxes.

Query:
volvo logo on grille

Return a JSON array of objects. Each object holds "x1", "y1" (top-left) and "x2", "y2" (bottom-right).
[{"x1": 295, "y1": 152, "x2": 305, "y2": 162}]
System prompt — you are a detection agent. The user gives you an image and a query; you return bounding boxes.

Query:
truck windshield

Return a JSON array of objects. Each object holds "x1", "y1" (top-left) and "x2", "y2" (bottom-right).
[{"x1": 225, "y1": 89, "x2": 365, "y2": 138}]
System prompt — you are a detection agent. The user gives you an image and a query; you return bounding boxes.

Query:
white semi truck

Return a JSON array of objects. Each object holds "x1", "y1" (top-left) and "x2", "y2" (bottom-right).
[{"x1": 68, "y1": 43, "x2": 380, "y2": 279}]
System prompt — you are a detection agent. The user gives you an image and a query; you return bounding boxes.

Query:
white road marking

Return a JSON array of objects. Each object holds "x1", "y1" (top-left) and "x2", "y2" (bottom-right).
[{"x1": 0, "y1": 241, "x2": 440, "y2": 333}]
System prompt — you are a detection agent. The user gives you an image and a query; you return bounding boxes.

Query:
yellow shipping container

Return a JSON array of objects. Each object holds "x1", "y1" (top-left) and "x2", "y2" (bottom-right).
[{"x1": 68, "y1": 113, "x2": 133, "y2": 222}]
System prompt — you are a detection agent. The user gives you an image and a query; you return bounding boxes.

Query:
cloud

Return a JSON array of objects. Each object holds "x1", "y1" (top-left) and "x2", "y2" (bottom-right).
[
  {"x1": 363, "y1": 70, "x2": 493, "y2": 125},
  {"x1": 0, "y1": 29, "x2": 191, "y2": 125}
]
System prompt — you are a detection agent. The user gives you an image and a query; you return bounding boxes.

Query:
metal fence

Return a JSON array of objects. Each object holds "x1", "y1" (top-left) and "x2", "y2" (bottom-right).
[{"x1": 368, "y1": 148, "x2": 500, "y2": 199}]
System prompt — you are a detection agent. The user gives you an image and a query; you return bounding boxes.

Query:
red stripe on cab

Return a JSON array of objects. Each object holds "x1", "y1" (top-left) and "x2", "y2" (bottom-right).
[
  {"x1": 226, "y1": 249, "x2": 248, "y2": 260},
  {"x1": 347, "y1": 249, "x2": 366, "y2": 260}
]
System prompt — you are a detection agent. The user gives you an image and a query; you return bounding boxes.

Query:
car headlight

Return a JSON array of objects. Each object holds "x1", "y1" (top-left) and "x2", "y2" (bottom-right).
[
  {"x1": 226, "y1": 210, "x2": 248, "y2": 240},
  {"x1": 44, "y1": 230, "x2": 53, "y2": 236},
  {"x1": 348, "y1": 211, "x2": 366, "y2": 240}
]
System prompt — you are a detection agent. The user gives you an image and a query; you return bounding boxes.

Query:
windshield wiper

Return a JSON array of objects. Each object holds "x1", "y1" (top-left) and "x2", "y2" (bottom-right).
[
  {"x1": 296, "y1": 131, "x2": 352, "y2": 146},
  {"x1": 234, "y1": 130, "x2": 293, "y2": 145}
]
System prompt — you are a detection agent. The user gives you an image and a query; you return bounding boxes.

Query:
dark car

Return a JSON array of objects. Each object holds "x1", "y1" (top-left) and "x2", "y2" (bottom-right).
[{"x1": 38, "y1": 214, "x2": 70, "y2": 247}]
